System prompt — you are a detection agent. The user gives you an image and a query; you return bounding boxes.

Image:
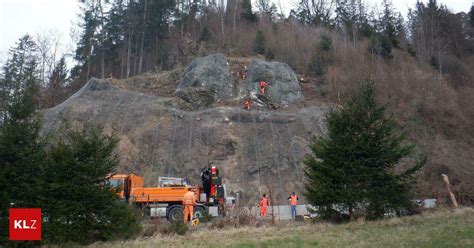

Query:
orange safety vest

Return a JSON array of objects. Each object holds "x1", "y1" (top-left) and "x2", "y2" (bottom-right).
[
  {"x1": 259, "y1": 197, "x2": 269, "y2": 208},
  {"x1": 259, "y1": 81, "x2": 268, "y2": 94},
  {"x1": 290, "y1": 195, "x2": 298, "y2": 205},
  {"x1": 244, "y1": 99, "x2": 251, "y2": 110},
  {"x1": 183, "y1": 191, "x2": 195, "y2": 205}
]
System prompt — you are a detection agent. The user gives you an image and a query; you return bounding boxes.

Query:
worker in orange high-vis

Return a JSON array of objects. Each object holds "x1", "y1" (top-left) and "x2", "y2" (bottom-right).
[
  {"x1": 243, "y1": 98, "x2": 251, "y2": 110},
  {"x1": 259, "y1": 81, "x2": 268, "y2": 94},
  {"x1": 242, "y1": 65, "x2": 248, "y2": 80},
  {"x1": 183, "y1": 188, "x2": 196, "y2": 223},
  {"x1": 259, "y1": 194, "x2": 270, "y2": 217},
  {"x1": 287, "y1": 192, "x2": 299, "y2": 220}
]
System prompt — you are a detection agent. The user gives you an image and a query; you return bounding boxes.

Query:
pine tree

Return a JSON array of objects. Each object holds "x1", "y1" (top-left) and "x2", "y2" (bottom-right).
[
  {"x1": 306, "y1": 34, "x2": 333, "y2": 76},
  {"x1": 257, "y1": 0, "x2": 277, "y2": 20},
  {"x1": 241, "y1": 0, "x2": 258, "y2": 22},
  {"x1": 304, "y1": 82, "x2": 425, "y2": 220},
  {"x1": 75, "y1": 1, "x2": 101, "y2": 80},
  {"x1": 0, "y1": 36, "x2": 43, "y2": 244},
  {"x1": 42, "y1": 126, "x2": 140, "y2": 244},
  {"x1": 253, "y1": 30, "x2": 265, "y2": 55},
  {"x1": 469, "y1": 5, "x2": 474, "y2": 27},
  {"x1": 199, "y1": 26, "x2": 212, "y2": 42},
  {"x1": 368, "y1": 33, "x2": 393, "y2": 60},
  {"x1": 103, "y1": 0, "x2": 127, "y2": 77},
  {"x1": 381, "y1": 0, "x2": 399, "y2": 48},
  {"x1": 1, "y1": 35, "x2": 38, "y2": 103}
]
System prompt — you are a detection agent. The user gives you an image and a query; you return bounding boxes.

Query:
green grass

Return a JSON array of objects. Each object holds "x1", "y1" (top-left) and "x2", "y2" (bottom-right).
[{"x1": 89, "y1": 208, "x2": 474, "y2": 248}]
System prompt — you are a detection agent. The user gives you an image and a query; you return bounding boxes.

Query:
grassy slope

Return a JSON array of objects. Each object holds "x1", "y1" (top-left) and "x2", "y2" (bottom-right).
[{"x1": 90, "y1": 208, "x2": 474, "y2": 248}]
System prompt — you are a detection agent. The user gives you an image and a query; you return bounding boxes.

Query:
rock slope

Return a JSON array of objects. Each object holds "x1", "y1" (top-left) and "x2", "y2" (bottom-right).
[{"x1": 42, "y1": 55, "x2": 325, "y2": 204}]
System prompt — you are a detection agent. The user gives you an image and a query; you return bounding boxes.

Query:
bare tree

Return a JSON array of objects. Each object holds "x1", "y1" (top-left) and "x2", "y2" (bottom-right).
[
  {"x1": 233, "y1": 0, "x2": 239, "y2": 37},
  {"x1": 98, "y1": 0, "x2": 106, "y2": 79},
  {"x1": 214, "y1": 0, "x2": 227, "y2": 48},
  {"x1": 126, "y1": 28, "x2": 132, "y2": 78},
  {"x1": 35, "y1": 33, "x2": 52, "y2": 85},
  {"x1": 35, "y1": 30, "x2": 63, "y2": 86},
  {"x1": 297, "y1": 0, "x2": 335, "y2": 26}
]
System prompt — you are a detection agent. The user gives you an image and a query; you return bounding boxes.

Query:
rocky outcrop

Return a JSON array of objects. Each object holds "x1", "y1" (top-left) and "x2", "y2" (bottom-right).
[
  {"x1": 245, "y1": 59, "x2": 304, "y2": 106},
  {"x1": 41, "y1": 55, "x2": 322, "y2": 204},
  {"x1": 42, "y1": 77, "x2": 325, "y2": 205},
  {"x1": 176, "y1": 53, "x2": 233, "y2": 107}
]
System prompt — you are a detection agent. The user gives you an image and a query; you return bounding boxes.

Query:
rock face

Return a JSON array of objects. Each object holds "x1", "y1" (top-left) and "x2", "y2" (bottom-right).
[
  {"x1": 176, "y1": 53, "x2": 233, "y2": 105},
  {"x1": 245, "y1": 59, "x2": 304, "y2": 106},
  {"x1": 42, "y1": 79, "x2": 325, "y2": 205},
  {"x1": 42, "y1": 56, "x2": 323, "y2": 205},
  {"x1": 41, "y1": 54, "x2": 474, "y2": 206}
]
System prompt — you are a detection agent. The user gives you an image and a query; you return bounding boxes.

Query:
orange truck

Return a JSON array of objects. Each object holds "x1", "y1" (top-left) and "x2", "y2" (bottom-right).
[{"x1": 107, "y1": 166, "x2": 228, "y2": 221}]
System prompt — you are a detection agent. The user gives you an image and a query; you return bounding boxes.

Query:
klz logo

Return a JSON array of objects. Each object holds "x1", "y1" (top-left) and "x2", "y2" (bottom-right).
[{"x1": 9, "y1": 208, "x2": 42, "y2": 240}]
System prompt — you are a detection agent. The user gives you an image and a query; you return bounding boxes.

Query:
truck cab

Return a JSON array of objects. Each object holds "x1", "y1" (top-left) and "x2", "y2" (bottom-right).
[{"x1": 108, "y1": 173, "x2": 143, "y2": 200}]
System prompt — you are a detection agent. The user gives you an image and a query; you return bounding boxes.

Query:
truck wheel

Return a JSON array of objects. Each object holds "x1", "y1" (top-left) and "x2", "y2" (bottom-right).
[
  {"x1": 194, "y1": 206, "x2": 206, "y2": 219},
  {"x1": 168, "y1": 206, "x2": 183, "y2": 222}
]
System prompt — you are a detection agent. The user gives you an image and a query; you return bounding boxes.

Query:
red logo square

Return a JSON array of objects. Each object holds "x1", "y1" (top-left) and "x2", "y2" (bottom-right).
[{"x1": 9, "y1": 208, "x2": 42, "y2": 241}]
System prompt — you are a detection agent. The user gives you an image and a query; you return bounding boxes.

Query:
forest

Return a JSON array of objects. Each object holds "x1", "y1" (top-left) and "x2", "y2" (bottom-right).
[{"x1": 1, "y1": 0, "x2": 473, "y2": 109}]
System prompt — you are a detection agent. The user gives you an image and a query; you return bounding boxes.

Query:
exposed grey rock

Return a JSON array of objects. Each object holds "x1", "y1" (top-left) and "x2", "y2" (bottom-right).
[
  {"x1": 41, "y1": 78, "x2": 326, "y2": 205},
  {"x1": 176, "y1": 53, "x2": 232, "y2": 106},
  {"x1": 176, "y1": 88, "x2": 215, "y2": 111},
  {"x1": 245, "y1": 59, "x2": 304, "y2": 106}
]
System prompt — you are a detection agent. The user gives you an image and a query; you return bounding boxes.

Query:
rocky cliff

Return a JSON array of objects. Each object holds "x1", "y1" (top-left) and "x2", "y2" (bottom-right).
[{"x1": 42, "y1": 54, "x2": 327, "y2": 205}]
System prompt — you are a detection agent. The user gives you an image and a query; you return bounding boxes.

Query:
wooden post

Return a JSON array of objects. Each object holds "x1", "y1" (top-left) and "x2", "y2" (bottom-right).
[
  {"x1": 235, "y1": 192, "x2": 240, "y2": 228},
  {"x1": 266, "y1": 182, "x2": 275, "y2": 225},
  {"x1": 442, "y1": 174, "x2": 459, "y2": 208}
]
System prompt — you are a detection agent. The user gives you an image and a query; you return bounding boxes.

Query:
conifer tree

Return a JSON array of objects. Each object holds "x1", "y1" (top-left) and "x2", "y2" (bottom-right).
[
  {"x1": 469, "y1": 5, "x2": 474, "y2": 27},
  {"x1": 0, "y1": 35, "x2": 43, "y2": 244},
  {"x1": 306, "y1": 33, "x2": 333, "y2": 76},
  {"x1": 241, "y1": 0, "x2": 258, "y2": 22},
  {"x1": 254, "y1": 30, "x2": 265, "y2": 55},
  {"x1": 304, "y1": 82, "x2": 425, "y2": 220},
  {"x1": 0, "y1": 36, "x2": 139, "y2": 245},
  {"x1": 42, "y1": 126, "x2": 140, "y2": 244}
]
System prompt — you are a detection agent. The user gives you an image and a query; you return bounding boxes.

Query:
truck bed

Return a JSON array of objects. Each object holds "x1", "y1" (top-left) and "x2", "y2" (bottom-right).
[{"x1": 130, "y1": 186, "x2": 201, "y2": 204}]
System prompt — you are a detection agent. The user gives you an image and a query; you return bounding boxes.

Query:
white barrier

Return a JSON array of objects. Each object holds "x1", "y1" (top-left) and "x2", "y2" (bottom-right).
[{"x1": 244, "y1": 204, "x2": 310, "y2": 220}]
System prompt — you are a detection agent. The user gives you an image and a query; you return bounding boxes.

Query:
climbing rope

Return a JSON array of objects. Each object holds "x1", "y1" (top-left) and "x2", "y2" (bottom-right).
[
  {"x1": 268, "y1": 120, "x2": 285, "y2": 206},
  {"x1": 250, "y1": 111, "x2": 263, "y2": 197},
  {"x1": 286, "y1": 121, "x2": 301, "y2": 179},
  {"x1": 167, "y1": 115, "x2": 178, "y2": 175}
]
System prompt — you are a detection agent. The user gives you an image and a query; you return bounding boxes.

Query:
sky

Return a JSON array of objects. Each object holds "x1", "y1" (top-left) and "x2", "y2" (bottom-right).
[{"x1": 1, "y1": 0, "x2": 473, "y2": 64}]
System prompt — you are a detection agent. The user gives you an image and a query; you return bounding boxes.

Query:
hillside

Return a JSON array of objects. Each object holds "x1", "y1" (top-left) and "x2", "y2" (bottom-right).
[
  {"x1": 32, "y1": 0, "x2": 474, "y2": 206},
  {"x1": 41, "y1": 43, "x2": 474, "y2": 205},
  {"x1": 41, "y1": 54, "x2": 327, "y2": 205},
  {"x1": 42, "y1": 39, "x2": 474, "y2": 207},
  {"x1": 89, "y1": 208, "x2": 474, "y2": 247}
]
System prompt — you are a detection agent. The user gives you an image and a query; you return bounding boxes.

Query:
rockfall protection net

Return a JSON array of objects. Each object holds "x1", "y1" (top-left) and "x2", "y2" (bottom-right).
[{"x1": 41, "y1": 80, "x2": 326, "y2": 204}]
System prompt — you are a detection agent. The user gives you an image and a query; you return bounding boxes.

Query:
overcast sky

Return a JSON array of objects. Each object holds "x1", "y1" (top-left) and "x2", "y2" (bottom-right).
[{"x1": 1, "y1": 0, "x2": 473, "y2": 64}]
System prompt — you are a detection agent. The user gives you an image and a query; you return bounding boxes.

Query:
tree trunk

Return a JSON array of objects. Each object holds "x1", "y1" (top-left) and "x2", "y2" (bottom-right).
[
  {"x1": 233, "y1": 0, "x2": 238, "y2": 38},
  {"x1": 438, "y1": 41, "x2": 442, "y2": 77},
  {"x1": 138, "y1": 0, "x2": 148, "y2": 75},
  {"x1": 348, "y1": 204, "x2": 353, "y2": 220},
  {"x1": 86, "y1": 37, "x2": 92, "y2": 80},
  {"x1": 134, "y1": 31, "x2": 140, "y2": 76},
  {"x1": 219, "y1": 0, "x2": 225, "y2": 48},
  {"x1": 126, "y1": 29, "x2": 132, "y2": 78},
  {"x1": 99, "y1": 0, "x2": 105, "y2": 79},
  {"x1": 442, "y1": 174, "x2": 458, "y2": 208}
]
